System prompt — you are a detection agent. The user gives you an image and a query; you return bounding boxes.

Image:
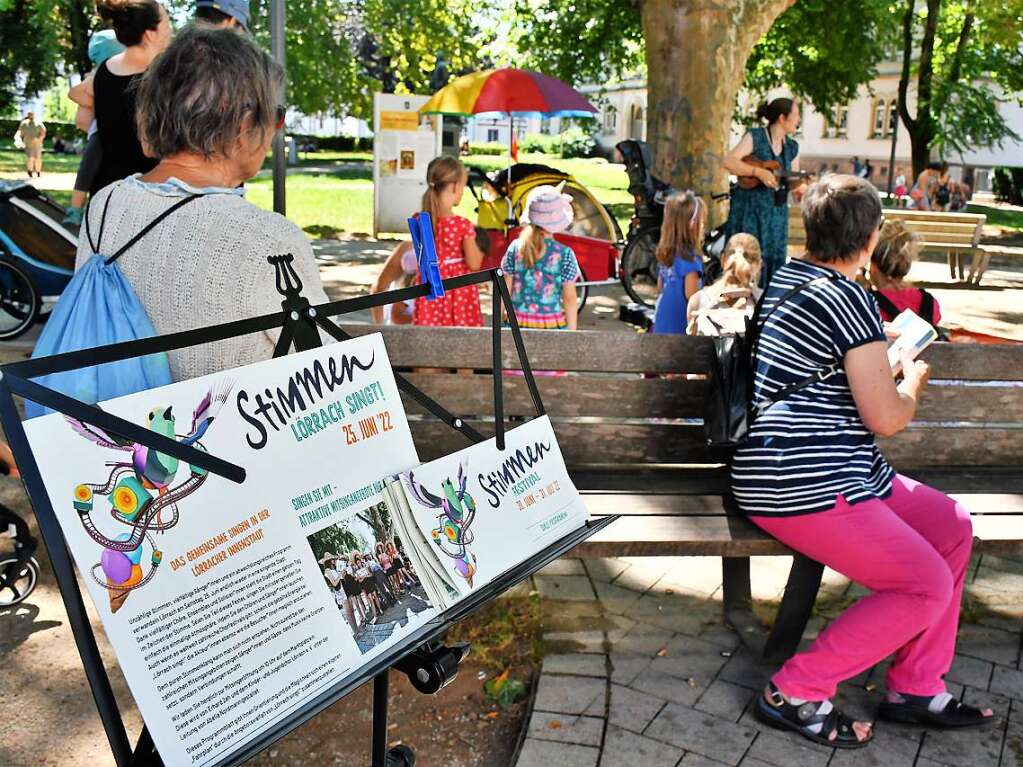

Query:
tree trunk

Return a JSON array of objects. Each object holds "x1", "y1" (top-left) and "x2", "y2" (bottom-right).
[{"x1": 642, "y1": 0, "x2": 796, "y2": 224}]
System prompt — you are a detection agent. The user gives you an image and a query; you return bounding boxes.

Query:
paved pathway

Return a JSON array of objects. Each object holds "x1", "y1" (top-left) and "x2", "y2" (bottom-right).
[{"x1": 516, "y1": 554, "x2": 1023, "y2": 767}]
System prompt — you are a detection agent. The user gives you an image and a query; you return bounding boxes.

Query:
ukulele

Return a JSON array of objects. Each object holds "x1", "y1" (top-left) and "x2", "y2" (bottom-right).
[{"x1": 736, "y1": 154, "x2": 813, "y2": 190}]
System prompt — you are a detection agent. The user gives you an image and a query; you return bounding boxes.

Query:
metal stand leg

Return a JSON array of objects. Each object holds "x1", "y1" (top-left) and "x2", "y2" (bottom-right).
[
  {"x1": 130, "y1": 726, "x2": 162, "y2": 766},
  {"x1": 763, "y1": 554, "x2": 825, "y2": 664},
  {"x1": 372, "y1": 671, "x2": 389, "y2": 767},
  {"x1": 722, "y1": 556, "x2": 767, "y2": 653}
]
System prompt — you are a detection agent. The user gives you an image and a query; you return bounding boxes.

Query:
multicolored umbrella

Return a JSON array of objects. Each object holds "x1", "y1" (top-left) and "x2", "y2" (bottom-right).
[{"x1": 419, "y1": 68, "x2": 597, "y2": 119}]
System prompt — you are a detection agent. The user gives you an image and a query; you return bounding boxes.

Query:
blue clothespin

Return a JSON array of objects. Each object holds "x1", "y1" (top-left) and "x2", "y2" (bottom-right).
[{"x1": 408, "y1": 211, "x2": 445, "y2": 301}]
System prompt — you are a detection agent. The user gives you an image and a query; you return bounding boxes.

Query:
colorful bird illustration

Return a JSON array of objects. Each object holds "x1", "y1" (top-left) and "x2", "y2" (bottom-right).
[
  {"x1": 405, "y1": 460, "x2": 478, "y2": 588},
  {"x1": 67, "y1": 380, "x2": 233, "y2": 492}
]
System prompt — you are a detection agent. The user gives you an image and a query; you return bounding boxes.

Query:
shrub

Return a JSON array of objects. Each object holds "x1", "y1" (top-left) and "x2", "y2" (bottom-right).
[
  {"x1": 558, "y1": 126, "x2": 596, "y2": 159},
  {"x1": 468, "y1": 142, "x2": 507, "y2": 155},
  {"x1": 288, "y1": 133, "x2": 373, "y2": 152},
  {"x1": 518, "y1": 133, "x2": 560, "y2": 155}
]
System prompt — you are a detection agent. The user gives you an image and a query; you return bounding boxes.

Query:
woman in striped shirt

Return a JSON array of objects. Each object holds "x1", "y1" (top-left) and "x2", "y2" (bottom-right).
[{"x1": 734, "y1": 175, "x2": 992, "y2": 749}]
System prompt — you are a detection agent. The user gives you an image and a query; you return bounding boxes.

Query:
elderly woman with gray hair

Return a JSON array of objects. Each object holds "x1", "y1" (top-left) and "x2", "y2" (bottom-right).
[{"x1": 76, "y1": 24, "x2": 327, "y2": 381}]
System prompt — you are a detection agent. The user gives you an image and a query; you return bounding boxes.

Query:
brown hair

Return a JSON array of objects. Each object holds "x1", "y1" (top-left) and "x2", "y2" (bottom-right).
[
  {"x1": 514, "y1": 225, "x2": 547, "y2": 268},
  {"x1": 97, "y1": 0, "x2": 163, "y2": 47},
  {"x1": 422, "y1": 156, "x2": 467, "y2": 233},
  {"x1": 801, "y1": 174, "x2": 882, "y2": 263},
  {"x1": 871, "y1": 219, "x2": 919, "y2": 281},
  {"x1": 655, "y1": 191, "x2": 705, "y2": 266}
]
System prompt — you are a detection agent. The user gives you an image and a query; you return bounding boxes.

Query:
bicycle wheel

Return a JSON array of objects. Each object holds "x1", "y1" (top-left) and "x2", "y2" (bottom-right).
[
  {"x1": 575, "y1": 265, "x2": 589, "y2": 314},
  {"x1": 620, "y1": 226, "x2": 660, "y2": 307},
  {"x1": 0, "y1": 555, "x2": 39, "y2": 606},
  {"x1": 0, "y1": 260, "x2": 40, "y2": 340}
]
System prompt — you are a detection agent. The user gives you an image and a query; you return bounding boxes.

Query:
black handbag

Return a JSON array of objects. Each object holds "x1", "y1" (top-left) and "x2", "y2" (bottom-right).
[{"x1": 704, "y1": 274, "x2": 839, "y2": 448}]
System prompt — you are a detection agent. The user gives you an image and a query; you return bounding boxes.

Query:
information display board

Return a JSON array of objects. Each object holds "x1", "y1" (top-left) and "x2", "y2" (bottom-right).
[{"x1": 372, "y1": 93, "x2": 442, "y2": 236}]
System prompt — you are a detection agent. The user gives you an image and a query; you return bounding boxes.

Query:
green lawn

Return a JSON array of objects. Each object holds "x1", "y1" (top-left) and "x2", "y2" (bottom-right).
[
  {"x1": 968, "y1": 203, "x2": 1023, "y2": 232},
  {"x1": 0, "y1": 146, "x2": 634, "y2": 238},
  {"x1": 0, "y1": 148, "x2": 84, "y2": 174}
]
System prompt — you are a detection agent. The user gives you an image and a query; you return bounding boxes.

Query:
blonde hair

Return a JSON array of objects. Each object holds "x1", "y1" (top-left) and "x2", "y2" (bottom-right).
[
  {"x1": 515, "y1": 225, "x2": 548, "y2": 268},
  {"x1": 656, "y1": 192, "x2": 706, "y2": 266},
  {"x1": 872, "y1": 219, "x2": 919, "y2": 281},
  {"x1": 422, "y1": 156, "x2": 467, "y2": 233},
  {"x1": 720, "y1": 234, "x2": 762, "y2": 289}
]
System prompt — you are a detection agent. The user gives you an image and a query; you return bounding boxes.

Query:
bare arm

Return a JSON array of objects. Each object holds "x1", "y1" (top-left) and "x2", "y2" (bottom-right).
[
  {"x1": 503, "y1": 274, "x2": 514, "y2": 322},
  {"x1": 683, "y1": 271, "x2": 700, "y2": 301},
  {"x1": 75, "y1": 105, "x2": 94, "y2": 132},
  {"x1": 722, "y1": 133, "x2": 778, "y2": 189},
  {"x1": 370, "y1": 241, "x2": 412, "y2": 324},
  {"x1": 561, "y1": 283, "x2": 578, "y2": 330},
  {"x1": 68, "y1": 76, "x2": 94, "y2": 108},
  {"x1": 846, "y1": 341, "x2": 929, "y2": 438},
  {"x1": 462, "y1": 233, "x2": 485, "y2": 271}
]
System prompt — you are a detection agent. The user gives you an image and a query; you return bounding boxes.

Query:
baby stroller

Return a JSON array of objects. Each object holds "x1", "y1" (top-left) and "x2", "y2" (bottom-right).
[
  {"x1": 0, "y1": 181, "x2": 78, "y2": 340},
  {"x1": 0, "y1": 504, "x2": 39, "y2": 606},
  {"x1": 467, "y1": 163, "x2": 623, "y2": 311}
]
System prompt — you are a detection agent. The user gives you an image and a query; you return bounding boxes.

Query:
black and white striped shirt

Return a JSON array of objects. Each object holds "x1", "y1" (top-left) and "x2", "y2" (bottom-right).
[{"x1": 731, "y1": 260, "x2": 895, "y2": 516}]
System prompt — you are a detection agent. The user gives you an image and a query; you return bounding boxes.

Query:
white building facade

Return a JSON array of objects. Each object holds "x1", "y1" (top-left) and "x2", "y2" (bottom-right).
[{"x1": 581, "y1": 64, "x2": 1023, "y2": 191}]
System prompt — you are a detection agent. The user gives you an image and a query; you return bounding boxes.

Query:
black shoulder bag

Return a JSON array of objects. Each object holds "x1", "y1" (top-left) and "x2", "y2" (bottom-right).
[{"x1": 704, "y1": 274, "x2": 839, "y2": 448}]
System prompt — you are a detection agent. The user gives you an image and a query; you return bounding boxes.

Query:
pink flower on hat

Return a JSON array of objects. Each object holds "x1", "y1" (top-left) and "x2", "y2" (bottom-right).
[{"x1": 523, "y1": 184, "x2": 574, "y2": 234}]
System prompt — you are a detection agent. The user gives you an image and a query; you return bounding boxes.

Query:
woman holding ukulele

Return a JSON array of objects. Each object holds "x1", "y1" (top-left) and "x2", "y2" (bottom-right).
[{"x1": 723, "y1": 98, "x2": 806, "y2": 288}]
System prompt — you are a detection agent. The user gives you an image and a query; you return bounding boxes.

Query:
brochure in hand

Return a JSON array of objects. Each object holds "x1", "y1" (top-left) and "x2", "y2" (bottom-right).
[
  {"x1": 22, "y1": 332, "x2": 588, "y2": 766},
  {"x1": 887, "y1": 308, "x2": 939, "y2": 375}
]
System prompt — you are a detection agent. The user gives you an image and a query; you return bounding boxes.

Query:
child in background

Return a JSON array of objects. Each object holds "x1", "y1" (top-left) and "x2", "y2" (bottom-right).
[
  {"x1": 869, "y1": 219, "x2": 942, "y2": 328},
  {"x1": 893, "y1": 167, "x2": 907, "y2": 207},
  {"x1": 369, "y1": 241, "x2": 418, "y2": 325},
  {"x1": 652, "y1": 191, "x2": 706, "y2": 334},
  {"x1": 64, "y1": 30, "x2": 125, "y2": 225},
  {"x1": 687, "y1": 233, "x2": 762, "y2": 336},
  {"x1": 412, "y1": 156, "x2": 486, "y2": 327},
  {"x1": 501, "y1": 185, "x2": 581, "y2": 330}
]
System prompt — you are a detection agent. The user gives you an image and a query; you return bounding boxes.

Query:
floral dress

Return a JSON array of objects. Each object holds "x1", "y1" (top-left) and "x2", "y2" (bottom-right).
[
  {"x1": 413, "y1": 215, "x2": 483, "y2": 327},
  {"x1": 501, "y1": 237, "x2": 580, "y2": 329},
  {"x1": 724, "y1": 127, "x2": 799, "y2": 288}
]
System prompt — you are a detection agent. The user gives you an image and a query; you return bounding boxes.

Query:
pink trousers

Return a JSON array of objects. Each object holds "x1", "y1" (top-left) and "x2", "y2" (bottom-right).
[{"x1": 751, "y1": 474, "x2": 973, "y2": 701}]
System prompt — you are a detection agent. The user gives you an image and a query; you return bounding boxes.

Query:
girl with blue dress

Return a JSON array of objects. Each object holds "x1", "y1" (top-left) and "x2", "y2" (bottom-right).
[
  {"x1": 724, "y1": 98, "x2": 803, "y2": 288},
  {"x1": 652, "y1": 191, "x2": 706, "y2": 334}
]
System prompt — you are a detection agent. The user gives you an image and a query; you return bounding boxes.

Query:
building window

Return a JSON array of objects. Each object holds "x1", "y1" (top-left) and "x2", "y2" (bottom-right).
[
  {"x1": 870, "y1": 97, "x2": 900, "y2": 139},
  {"x1": 603, "y1": 105, "x2": 617, "y2": 133},
  {"x1": 629, "y1": 104, "x2": 645, "y2": 141},
  {"x1": 487, "y1": 128, "x2": 499, "y2": 143},
  {"x1": 888, "y1": 98, "x2": 898, "y2": 135},
  {"x1": 823, "y1": 105, "x2": 848, "y2": 139}
]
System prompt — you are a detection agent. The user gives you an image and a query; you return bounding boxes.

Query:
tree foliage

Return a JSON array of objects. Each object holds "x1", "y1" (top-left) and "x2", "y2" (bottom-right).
[{"x1": 744, "y1": 0, "x2": 894, "y2": 114}]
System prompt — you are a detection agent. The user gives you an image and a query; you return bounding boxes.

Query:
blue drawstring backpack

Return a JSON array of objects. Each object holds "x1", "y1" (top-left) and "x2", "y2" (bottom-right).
[{"x1": 24, "y1": 188, "x2": 201, "y2": 418}]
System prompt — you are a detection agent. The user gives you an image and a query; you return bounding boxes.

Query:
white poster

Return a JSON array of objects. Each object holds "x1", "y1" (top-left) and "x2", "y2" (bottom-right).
[
  {"x1": 372, "y1": 93, "x2": 442, "y2": 235},
  {"x1": 24, "y1": 334, "x2": 436, "y2": 766}
]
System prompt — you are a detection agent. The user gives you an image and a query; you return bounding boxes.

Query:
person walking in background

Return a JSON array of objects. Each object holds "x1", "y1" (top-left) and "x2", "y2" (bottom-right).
[
  {"x1": 501, "y1": 185, "x2": 581, "y2": 330},
  {"x1": 723, "y1": 98, "x2": 803, "y2": 288},
  {"x1": 851, "y1": 156, "x2": 863, "y2": 177},
  {"x1": 412, "y1": 156, "x2": 485, "y2": 327},
  {"x1": 652, "y1": 191, "x2": 705, "y2": 334},
  {"x1": 16, "y1": 112, "x2": 46, "y2": 178},
  {"x1": 64, "y1": 30, "x2": 125, "y2": 225},
  {"x1": 862, "y1": 159, "x2": 874, "y2": 183},
  {"x1": 868, "y1": 220, "x2": 942, "y2": 328},
  {"x1": 686, "y1": 233, "x2": 762, "y2": 336},
  {"x1": 90, "y1": 0, "x2": 172, "y2": 196},
  {"x1": 194, "y1": 0, "x2": 249, "y2": 29},
  {"x1": 733, "y1": 175, "x2": 992, "y2": 750}
]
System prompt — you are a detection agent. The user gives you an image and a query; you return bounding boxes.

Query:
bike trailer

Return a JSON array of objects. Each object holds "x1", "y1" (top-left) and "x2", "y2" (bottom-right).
[{"x1": 0, "y1": 181, "x2": 77, "y2": 298}]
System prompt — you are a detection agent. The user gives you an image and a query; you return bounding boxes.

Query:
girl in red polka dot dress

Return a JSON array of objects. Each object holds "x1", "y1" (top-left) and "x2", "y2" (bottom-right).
[{"x1": 412, "y1": 156, "x2": 486, "y2": 327}]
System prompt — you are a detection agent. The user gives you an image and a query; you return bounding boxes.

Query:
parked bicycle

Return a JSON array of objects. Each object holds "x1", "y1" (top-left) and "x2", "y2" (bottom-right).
[{"x1": 616, "y1": 140, "x2": 729, "y2": 308}]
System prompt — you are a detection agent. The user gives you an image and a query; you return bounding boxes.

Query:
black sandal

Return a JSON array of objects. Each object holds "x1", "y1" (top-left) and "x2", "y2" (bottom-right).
[
  {"x1": 754, "y1": 683, "x2": 872, "y2": 749},
  {"x1": 878, "y1": 693, "x2": 995, "y2": 729}
]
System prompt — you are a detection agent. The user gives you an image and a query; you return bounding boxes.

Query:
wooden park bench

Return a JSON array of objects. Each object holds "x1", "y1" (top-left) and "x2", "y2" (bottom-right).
[
  {"x1": 789, "y1": 207, "x2": 989, "y2": 283},
  {"x1": 349, "y1": 325, "x2": 1023, "y2": 662}
]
